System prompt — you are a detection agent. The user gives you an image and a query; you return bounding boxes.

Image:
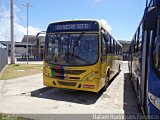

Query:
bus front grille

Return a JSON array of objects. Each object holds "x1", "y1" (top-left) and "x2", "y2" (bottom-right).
[
  {"x1": 69, "y1": 77, "x2": 80, "y2": 80},
  {"x1": 58, "y1": 81, "x2": 77, "y2": 87},
  {"x1": 65, "y1": 70, "x2": 86, "y2": 75}
]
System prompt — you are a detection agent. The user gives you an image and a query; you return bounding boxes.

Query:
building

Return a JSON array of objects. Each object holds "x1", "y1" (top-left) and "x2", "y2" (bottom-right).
[
  {"x1": 0, "y1": 43, "x2": 8, "y2": 72},
  {"x1": 0, "y1": 35, "x2": 45, "y2": 59},
  {"x1": 0, "y1": 41, "x2": 32, "y2": 57},
  {"x1": 118, "y1": 40, "x2": 131, "y2": 61},
  {"x1": 21, "y1": 35, "x2": 45, "y2": 59}
]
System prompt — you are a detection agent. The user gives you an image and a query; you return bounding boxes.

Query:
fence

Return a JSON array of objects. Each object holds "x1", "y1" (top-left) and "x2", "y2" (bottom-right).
[{"x1": 0, "y1": 43, "x2": 8, "y2": 72}]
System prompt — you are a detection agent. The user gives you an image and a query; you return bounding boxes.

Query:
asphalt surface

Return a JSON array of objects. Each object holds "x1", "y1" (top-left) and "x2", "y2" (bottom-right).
[{"x1": 0, "y1": 62, "x2": 141, "y2": 120}]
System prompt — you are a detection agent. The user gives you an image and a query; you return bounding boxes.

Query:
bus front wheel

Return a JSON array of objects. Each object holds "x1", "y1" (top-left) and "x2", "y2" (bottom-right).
[
  {"x1": 102, "y1": 70, "x2": 110, "y2": 91},
  {"x1": 118, "y1": 65, "x2": 121, "y2": 73}
]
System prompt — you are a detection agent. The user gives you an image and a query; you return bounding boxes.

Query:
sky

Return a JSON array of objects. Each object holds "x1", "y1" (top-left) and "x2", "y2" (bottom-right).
[{"x1": 0, "y1": 0, "x2": 146, "y2": 42}]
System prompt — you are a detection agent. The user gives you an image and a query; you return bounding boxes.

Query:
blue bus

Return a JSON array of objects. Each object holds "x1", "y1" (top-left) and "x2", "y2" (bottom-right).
[{"x1": 128, "y1": 0, "x2": 160, "y2": 117}]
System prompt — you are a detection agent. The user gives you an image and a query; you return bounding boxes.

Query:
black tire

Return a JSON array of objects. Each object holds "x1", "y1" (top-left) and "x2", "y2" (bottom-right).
[
  {"x1": 102, "y1": 81, "x2": 108, "y2": 91},
  {"x1": 118, "y1": 65, "x2": 121, "y2": 73},
  {"x1": 102, "y1": 70, "x2": 109, "y2": 91}
]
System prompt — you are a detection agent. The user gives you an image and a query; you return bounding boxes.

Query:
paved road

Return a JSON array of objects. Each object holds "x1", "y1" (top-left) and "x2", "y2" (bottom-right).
[{"x1": 0, "y1": 62, "x2": 141, "y2": 120}]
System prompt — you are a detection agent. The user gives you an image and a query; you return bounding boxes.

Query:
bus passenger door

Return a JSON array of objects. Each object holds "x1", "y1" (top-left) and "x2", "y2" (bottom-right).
[{"x1": 101, "y1": 34, "x2": 108, "y2": 85}]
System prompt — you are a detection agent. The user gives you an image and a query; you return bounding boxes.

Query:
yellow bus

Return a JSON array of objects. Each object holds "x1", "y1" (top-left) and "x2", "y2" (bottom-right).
[{"x1": 43, "y1": 19, "x2": 123, "y2": 92}]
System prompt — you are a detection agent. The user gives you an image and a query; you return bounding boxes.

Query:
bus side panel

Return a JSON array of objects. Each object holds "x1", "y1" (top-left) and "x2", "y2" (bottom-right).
[
  {"x1": 147, "y1": 68, "x2": 160, "y2": 115},
  {"x1": 109, "y1": 46, "x2": 122, "y2": 80},
  {"x1": 132, "y1": 47, "x2": 139, "y2": 94},
  {"x1": 146, "y1": 31, "x2": 160, "y2": 115}
]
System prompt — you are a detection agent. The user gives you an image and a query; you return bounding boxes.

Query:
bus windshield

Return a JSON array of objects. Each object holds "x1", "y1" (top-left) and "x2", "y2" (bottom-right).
[{"x1": 45, "y1": 33, "x2": 98, "y2": 66}]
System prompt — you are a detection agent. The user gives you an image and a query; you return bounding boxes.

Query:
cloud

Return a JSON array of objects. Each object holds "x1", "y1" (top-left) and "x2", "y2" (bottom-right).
[
  {"x1": 0, "y1": 4, "x2": 41, "y2": 42},
  {"x1": 100, "y1": 19, "x2": 112, "y2": 32}
]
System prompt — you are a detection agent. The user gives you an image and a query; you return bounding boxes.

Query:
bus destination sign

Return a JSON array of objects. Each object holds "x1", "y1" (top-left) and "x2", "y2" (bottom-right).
[
  {"x1": 47, "y1": 21, "x2": 99, "y2": 32},
  {"x1": 56, "y1": 24, "x2": 89, "y2": 30}
]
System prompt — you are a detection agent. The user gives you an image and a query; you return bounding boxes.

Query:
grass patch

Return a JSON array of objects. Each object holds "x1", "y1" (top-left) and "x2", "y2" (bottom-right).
[
  {"x1": 0, "y1": 113, "x2": 32, "y2": 120},
  {"x1": 0, "y1": 64, "x2": 43, "y2": 80}
]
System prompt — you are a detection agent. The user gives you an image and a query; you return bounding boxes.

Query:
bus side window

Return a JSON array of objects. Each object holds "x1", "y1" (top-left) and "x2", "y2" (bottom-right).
[
  {"x1": 113, "y1": 40, "x2": 115, "y2": 55},
  {"x1": 116, "y1": 43, "x2": 118, "y2": 55},
  {"x1": 101, "y1": 34, "x2": 107, "y2": 61},
  {"x1": 112, "y1": 39, "x2": 114, "y2": 54},
  {"x1": 110, "y1": 37, "x2": 112, "y2": 54},
  {"x1": 138, "y1": 23, "x2": 143, "y2": 52},
  {"x1": 117, "y1": 45, "x2": 119, "y2": 55},
  {"x1": 107, "y1": 35, "x2": 111, "y2": 54},
  {"x1": 118, "y1": 45, "x2": 120, "y2": 55},
  {"x1": 119, "y1": 46, "x2": 122, "y2": 55},
  {"x1": 114, "y1": 40, "x2": 116, "y2": 55},
  {"x1": 137, "y1": 39, "x2": 139, "y2": 52},
  {"x1": 115, "y1": 40, "x2": 117, "y2": 55},
  {"x1": 119, "y1": 46, "x2": 120, "y2": 55},
  {"x1": 107, "y1": 41, "x2": 110, "y2": 54},
  {"x1": 133, "y1": 40, "x2": 136, "y2": 53},
  {"x1": 115, "y1": 42, "x2": 117, "y2": 55}
]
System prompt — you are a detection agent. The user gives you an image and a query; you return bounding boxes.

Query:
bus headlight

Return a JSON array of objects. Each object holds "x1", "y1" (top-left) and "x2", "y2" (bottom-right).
[
  {"x1": 85, "y1": 73, "x2": 95, "y2": 81},
  {"x1": 86, "y1": 77, "x2": 90, "y2": 81},
  {"x1": 90, "y1": 73, "x2": 94, "y2": 77},
  {"x1": 148, "y1": 92, "x2": 160, "y2": 110}
]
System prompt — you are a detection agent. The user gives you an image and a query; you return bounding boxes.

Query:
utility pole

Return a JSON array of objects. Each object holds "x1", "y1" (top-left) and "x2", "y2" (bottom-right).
[
  {"x1": 22, "y1": 3, "x2": 32, "y2": 64},
  {"x1": 10, "y1": 0, "x2": 15, "y2": 64}
]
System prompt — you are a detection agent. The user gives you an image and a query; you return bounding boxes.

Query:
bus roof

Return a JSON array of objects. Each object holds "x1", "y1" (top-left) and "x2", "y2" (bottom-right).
[{"x1": 49, "y1": 19, "x2": 100, "y2": 24}]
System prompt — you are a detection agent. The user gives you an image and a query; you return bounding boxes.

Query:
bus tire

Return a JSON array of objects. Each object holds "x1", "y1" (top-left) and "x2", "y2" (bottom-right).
[
  {"x1": 102, "y1": 70, "x2": 110, "y2": 91},
  {"x1": 118, "y1": 65, "x2": 121, "y2": 73},
  {"x1": 102, "y1": 81, "x2": 108, "y2": 91}
]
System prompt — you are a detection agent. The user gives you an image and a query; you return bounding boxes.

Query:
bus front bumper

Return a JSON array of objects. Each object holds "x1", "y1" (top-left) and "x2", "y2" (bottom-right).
[{"x1": 43, "y1": 75, "x2": 100, "y2": 93}]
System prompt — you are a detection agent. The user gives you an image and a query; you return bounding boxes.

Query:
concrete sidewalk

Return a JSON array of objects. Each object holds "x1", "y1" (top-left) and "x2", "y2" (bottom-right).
[{"x1": 0, "y1": 73, "x2": 43, "y2": 97}]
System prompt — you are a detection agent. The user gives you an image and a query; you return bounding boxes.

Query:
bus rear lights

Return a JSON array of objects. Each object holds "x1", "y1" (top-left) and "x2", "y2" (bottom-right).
[
  {"x1": 148, "y1": 92, "x2": 160, "y2": 110},
  {"x1": 83, "y1": 84, "x2": 95, "y2": 89}
]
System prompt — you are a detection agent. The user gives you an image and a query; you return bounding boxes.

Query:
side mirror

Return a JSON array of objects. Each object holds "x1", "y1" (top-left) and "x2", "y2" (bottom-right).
[
  {"x1": 144, "y1": 7, "x2": 157, "y2": 30},
  {"x1": 36, "y1": 31, "x2": 46, "y2": 59}
]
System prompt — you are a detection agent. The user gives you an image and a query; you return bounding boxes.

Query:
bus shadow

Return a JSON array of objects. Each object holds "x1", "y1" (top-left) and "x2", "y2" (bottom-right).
[
  {"x1": 30, "y1": 86, "x2": 104, "y2": 105},
  {"x1": 123, "y1": 73, "x2": 141, "y2": 115},
  {"x1": 29, "y1": 73, "x2": 119, "y2": 105}
]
